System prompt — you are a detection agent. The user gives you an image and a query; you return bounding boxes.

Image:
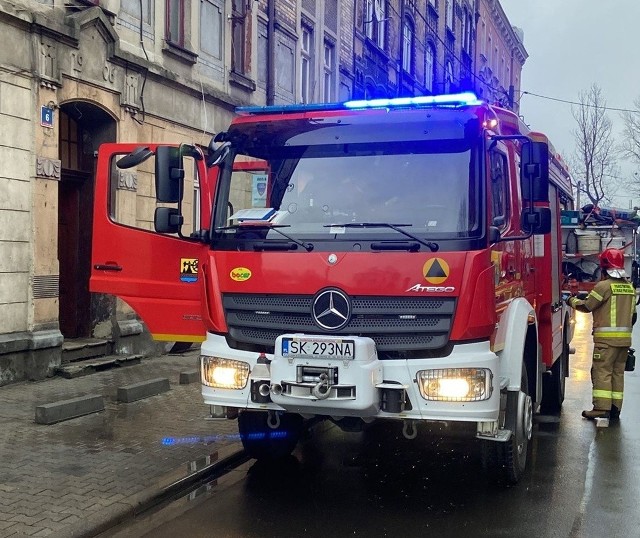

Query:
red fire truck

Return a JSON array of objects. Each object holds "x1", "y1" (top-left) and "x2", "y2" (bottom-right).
[{"x1": 91, "y1": 92, "x2": 574, "y2": 484}]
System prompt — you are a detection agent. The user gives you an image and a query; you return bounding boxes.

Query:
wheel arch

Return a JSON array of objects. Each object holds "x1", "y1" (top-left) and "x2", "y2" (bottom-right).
[{"x1": 496, "y1": 298, "x2": 540, "y2": 395}]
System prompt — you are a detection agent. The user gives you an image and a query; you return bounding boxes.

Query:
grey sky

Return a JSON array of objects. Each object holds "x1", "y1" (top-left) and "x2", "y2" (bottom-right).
[{"x1": 499, "y1": 0, "x2": 640, "y2": 207}]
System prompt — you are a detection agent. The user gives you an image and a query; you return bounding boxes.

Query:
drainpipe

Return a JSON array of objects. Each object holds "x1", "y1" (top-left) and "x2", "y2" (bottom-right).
[
  {"x1": 267, "y1": 0, "x2": 276, "y2": 105},
  {"x1": 397, "y1": 0, "x2": 405, "y2": 96}
]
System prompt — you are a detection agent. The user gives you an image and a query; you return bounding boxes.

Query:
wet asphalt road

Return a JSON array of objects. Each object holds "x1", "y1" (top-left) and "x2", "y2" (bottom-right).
[{"x1": 104, "y1": 312, "x2": 640, "y2": 538}]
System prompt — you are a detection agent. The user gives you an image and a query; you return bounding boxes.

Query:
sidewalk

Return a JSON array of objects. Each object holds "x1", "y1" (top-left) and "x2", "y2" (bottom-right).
[{"x1": 0, "y1": 350, "x2": 243, "y2": 538}]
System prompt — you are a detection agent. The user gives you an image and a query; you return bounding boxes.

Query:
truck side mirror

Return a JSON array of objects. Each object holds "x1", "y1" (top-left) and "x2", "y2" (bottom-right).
[
  {"x1": 155, "y1": 146, "x2": 184, "y2": 203},
  {"x1": 521, "y1": 207, "x2": 551, "y2": 235},
  {"x1": 520, "y1": 141, "x2": 549, "y2": 202},
  {"x1": 154, "y1": 207, "x2": 183, "y2": 234}
]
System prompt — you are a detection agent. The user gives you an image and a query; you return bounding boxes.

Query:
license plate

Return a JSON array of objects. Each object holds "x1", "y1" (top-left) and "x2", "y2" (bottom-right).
[{"x1": 282, "y1": 337, "x2": 355, "y2": 360}]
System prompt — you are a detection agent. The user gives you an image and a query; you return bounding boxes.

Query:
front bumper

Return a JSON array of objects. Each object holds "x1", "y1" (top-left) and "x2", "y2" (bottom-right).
[{"x1": 200, "y1": 333, "x2": 501, "y2": 425}]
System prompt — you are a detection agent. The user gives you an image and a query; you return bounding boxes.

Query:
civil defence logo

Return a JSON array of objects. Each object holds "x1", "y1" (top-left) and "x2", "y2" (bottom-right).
[{"x1": 423, "y1": 258, "x2": 450, "y2": 284}]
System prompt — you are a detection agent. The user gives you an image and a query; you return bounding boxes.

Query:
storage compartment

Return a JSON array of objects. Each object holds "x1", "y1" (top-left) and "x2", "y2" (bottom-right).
[{"x1": 575, "y1": 230, "x2": 600, "y2": 254}]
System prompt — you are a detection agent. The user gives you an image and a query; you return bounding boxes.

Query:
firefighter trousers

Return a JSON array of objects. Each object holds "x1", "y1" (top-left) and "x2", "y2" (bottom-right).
[{"x1": 591, "y1": 342, "x2": 627, "y2": 411}]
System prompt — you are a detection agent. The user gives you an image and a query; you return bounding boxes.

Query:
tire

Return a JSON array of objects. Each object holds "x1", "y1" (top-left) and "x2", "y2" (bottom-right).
[
  {"x1": 498, "y1": 365, "x2": 533, "y2": 485},
  {"x1": 541, "y1": 327, "x2": 568, "y2": 414},
  {"x1": 238, "y1": 411, "x2": 303, "y2": 461}
]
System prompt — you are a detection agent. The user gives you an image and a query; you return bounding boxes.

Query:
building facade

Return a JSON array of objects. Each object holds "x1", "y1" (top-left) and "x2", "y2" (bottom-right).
[
  {"x1": 475, "y1": 0, "x2": 527, "y2": 112},
  {"x1": 0, "y1": 0, "x2": 525, "y2": 385}
]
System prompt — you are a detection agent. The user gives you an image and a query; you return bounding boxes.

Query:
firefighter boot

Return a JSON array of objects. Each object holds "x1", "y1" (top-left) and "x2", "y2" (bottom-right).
[
  {"x1": 610, "y1": 405, "x2": 621, "y2": 421},
  {"x1": 581, "y1": 409, "x2": 610, "y2": 420}
]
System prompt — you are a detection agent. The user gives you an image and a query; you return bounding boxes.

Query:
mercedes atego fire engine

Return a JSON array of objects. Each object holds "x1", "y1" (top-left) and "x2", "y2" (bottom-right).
[{"x1": 91, "y1": 92, "x2": 574, "y2": 484}]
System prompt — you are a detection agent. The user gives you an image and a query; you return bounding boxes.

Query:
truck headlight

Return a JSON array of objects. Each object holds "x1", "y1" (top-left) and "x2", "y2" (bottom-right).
[
  {"x1": 201, "y1": 356, "x2": 250, "y2": 389},
  {"x1": 416, "y1": 368, "x2": 492, "y2": 402}
]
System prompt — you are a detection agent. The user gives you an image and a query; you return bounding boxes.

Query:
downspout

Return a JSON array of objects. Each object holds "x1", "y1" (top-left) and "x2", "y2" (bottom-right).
[
  {"x1": 397, "y1": 0, "x2": 405, "y2": 96},
  {"x1": 267, "y1": 0, "x2": 276, "y2": 105}
]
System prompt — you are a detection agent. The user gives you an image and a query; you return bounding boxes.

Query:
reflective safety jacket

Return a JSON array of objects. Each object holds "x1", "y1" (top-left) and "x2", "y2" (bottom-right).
[{"x1": 568, "y1": 277, "x2": 636, "y2": 347}]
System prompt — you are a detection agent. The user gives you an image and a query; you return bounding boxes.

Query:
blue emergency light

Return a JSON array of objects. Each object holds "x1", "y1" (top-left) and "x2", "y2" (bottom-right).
[{"x1": 236, "y1": 92, "x2": 482, "y2": 116}]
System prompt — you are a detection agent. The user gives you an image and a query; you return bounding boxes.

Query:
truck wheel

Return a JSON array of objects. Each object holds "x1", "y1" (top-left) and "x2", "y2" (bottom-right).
[
  {"x1": 238, "y1": 411, "x2": 303, "y2": 461},
  {"x1": 541, "y1": 327, "x2": 568, "y2": 414},
  {"x1": 499, "y1": 365, "x2": 532, "y2": 484}
]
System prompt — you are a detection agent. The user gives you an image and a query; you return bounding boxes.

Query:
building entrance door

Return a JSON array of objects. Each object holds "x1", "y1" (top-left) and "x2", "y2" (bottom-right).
[{"x1": 57, "y1": 103, "x2": 116, "y2": 338}]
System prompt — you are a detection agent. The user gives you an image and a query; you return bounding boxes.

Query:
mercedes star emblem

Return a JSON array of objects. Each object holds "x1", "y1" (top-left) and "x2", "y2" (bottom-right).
[{"x1": 311, "y1": 289, "x2": 351, "y2": 331}]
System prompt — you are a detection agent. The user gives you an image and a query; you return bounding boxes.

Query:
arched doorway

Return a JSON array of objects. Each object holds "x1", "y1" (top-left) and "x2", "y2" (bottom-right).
[{"x1": 58, "y1": 102, "x2": 116, "y2": 338}]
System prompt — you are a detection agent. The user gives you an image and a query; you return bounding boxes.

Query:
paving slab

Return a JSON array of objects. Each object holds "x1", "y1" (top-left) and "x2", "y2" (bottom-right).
[{"x1": 0, "y1": 351, "x2": 243, "y2": 538}]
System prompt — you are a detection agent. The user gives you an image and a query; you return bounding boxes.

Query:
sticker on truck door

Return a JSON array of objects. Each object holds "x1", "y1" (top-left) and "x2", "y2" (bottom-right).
[{"x1": 180, "y1": 258, "x2": 199, "y2": 282}]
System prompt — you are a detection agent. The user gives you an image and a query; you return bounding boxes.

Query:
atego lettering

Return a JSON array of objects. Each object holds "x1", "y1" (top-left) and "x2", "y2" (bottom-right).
[{"x1": 406, "y1": 284, "x2": 455, "y2": 293}]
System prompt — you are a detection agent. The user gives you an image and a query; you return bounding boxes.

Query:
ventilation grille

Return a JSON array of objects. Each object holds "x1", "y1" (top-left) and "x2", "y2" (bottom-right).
[{"x1": 33, "y1": 275, "x2": 59, "y2": 299}]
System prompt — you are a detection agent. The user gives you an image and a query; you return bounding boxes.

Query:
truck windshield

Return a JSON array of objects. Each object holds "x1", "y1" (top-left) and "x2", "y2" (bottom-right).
[{"x1": 211, "y1": 111, "x2": 480, "y2": 250}]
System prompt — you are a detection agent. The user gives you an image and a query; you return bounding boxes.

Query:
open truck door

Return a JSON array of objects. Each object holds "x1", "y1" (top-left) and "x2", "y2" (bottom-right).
[{"x1": 90, "y1": 143, "x2": 213, "y2": 343}]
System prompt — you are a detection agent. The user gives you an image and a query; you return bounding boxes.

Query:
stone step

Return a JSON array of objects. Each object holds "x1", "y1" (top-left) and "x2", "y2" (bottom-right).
[
  {"x1": 56, "y1": 354, "x2": 142, "y2": 379},
  {"x1": 61, "y1": 338, "x2": 113, "y2": 363}
]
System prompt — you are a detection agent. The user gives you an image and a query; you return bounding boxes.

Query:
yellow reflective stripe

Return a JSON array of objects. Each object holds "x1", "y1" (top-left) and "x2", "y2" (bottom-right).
[
  {"x1": 611, "y1": 295, "x2": 617, "y2": 326},
  {"x1": 593, "y1": 389, "x2": 613, "y2": 398},
  {"x1": 152, "y1": 333, "x2": 206, "y2": 342},
  {"x1": 589, "y1": 290, "x2": 604, "y2": 302},
  {"x1": 593, "y1": 332, "x2": 632, "y2": 338},
  {"x1": 611, "y1": 391, "x2": 624, "y2": 400},
  {"x1": 594, "y1": 327, "x2": 633, "y2": 332}
]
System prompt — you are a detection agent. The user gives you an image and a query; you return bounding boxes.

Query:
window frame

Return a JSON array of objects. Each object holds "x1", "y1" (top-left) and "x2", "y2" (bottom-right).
[
  {"x1": 166, "y1": 0, "x2": 185, "y2": 47},
  {"x1": 231, "y1": 0, "x2": 247, "y2": 74},
  {"x1": 301, "y1": 24, "x2": 314, "y2": 104},
  {"x1": 121, "y1": 0, "x2": 153, "y2": 35},
  {"x1": 424, "y1": 42, "x2": 435, "y2": 92},
  {"x1": 402, "y1": 17, "x2": 414, "y2": 74},
  {"x1": 322, "y1": 39, "x2": 336, "y2": 103},
  {"x1": 489, "y1": 149, "x2": 510, "y2": 229},
  {"x1": 199, "y1": 0, "x2": 224, "y2": 62}
]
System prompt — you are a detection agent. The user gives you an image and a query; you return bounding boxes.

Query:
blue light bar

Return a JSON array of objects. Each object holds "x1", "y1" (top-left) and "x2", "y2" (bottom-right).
[
  {"x1": 344, "y1": 92, "x2": 481, "y2": 109},
  {"x1": 236, "y1": 92, "x2": 482, "y2": 116},
  {"x1": 236, "y1": 102, "x2": 349, "y2": 115}
]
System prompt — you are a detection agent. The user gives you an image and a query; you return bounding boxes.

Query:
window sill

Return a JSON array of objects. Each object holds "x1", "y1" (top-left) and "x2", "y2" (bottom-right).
[
  {"x1": 229, "y1": 70, "x2": 256, "y2": 92},
  {"x1": 162, "y1": 41, "x2": 198, "y2": 64}
]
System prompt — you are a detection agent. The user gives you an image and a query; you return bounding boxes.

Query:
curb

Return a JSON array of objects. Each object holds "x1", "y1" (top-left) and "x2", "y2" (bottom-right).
[{"x1": 58, "y1": 442, "x2": 246, "y2": 538}]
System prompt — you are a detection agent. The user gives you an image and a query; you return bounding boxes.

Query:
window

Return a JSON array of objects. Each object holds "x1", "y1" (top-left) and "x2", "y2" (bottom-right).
[
  {"x1": 445, "y1": 60, "x2": 454, "y2": 92},
  {"x1": 301, "y1": 25, "x2": 314, "y2": 103},
  {"x1": 122, "y1": 0, "x2": 152, "y2": 25},
  {"x1": 462, "y1": 8, "x2": 471, "y2": 50},
  {"x1": 59, "y1": 110, "x2": 81, "y2": 171},
  {"x1": 425, "y1": 43, "x2": 435, "y2": 92},
  {"x1": 200, "y1": 0, "x2": 223, "y2": 60},
  {"x1": 322, "y1": 40, "x2": 335, "y2": 102},
  {"x1": 445, "y1": 0, "x2": 453, "y2": 31},
  {"x1": 402, "y1": 18, "x2": 413, "y2": 73},
  {"x1": 166, "y1": 0, "x2": 184, "y2": 46},
  {"x1": 231, "y1": 0, "x2": 247, "y2": 74},
  {"x1": 490, "y1": 151, "x2": 509, "y2": 227},
  {"x1": 365, "y1": 0, "x2": 386, "y2": 49}
]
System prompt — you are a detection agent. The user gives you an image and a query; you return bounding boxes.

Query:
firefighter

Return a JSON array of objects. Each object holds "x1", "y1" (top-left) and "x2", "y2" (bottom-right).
[{"x1": 565, "y1": 248, "x2": 637, "y2": 421}]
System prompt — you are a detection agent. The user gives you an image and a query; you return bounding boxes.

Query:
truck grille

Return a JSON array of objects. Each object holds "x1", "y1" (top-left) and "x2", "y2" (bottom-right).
[{"x1": 223, "y1": 294, "x2": 456, "y2": 357}]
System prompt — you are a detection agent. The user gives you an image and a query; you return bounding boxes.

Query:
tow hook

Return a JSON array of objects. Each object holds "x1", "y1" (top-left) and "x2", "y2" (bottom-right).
[
  {"x1": 402, "y1": 420, "x2": 418, "y2": 440},
  {"x1": 311, "y1": 373, "x2": 331, "y2": 400},
  {"x1": 267, "y1": 410, "x2": 281, "y2": 429}
]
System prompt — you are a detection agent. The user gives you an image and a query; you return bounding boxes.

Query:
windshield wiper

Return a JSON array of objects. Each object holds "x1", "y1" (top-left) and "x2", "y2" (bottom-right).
[
  {"x1": 325, "y1": 222, "x2": 439, "y2": 252},
  {"x1": 215, "y1": 224, "x2": 314, "y2": 252}
]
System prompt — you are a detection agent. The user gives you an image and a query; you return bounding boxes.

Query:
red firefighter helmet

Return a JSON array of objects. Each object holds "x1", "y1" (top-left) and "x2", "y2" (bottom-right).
[{"x1": 599, "y1": 248, "x2": 625, "y2": 270}]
